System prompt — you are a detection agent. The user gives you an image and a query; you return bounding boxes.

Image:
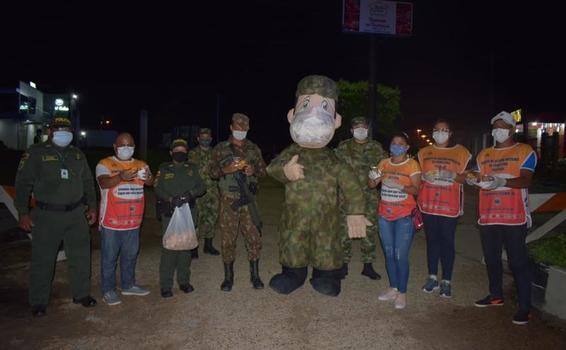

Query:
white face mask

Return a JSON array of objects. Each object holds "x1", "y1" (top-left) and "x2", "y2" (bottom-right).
[
  {"x1": 116, "y1": 146, "x2": 135, "y2": 160},
  {"x1": 232, "y1": 130, "x2": 247, "y2": 141},
  {"x1": 432, "y1": 131, "x2": 450, "y2": 145},
  {"x1": 290, "y1": 106, "x2": 335, "y2": 148},
  {"x1": 353, "y1": 127, "x2": 368, "y2": 141},
  {"x1": 492, "y1": 128, "x2": 510, "y2": 143},
  {"x1": 52, "y1": 131, "x2": 73, "y2": 147}
]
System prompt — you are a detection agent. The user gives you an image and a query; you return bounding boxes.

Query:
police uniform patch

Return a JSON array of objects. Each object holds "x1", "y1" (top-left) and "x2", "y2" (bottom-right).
[{"x1": 42, "y1": 155, "x2": 59, "y2": 162}]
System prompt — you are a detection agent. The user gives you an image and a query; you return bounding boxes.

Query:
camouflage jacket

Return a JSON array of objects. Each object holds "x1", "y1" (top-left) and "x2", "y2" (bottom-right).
[
  {"x1": 188, "y1": 146, "x2": 217, "y2": 189},
  {"x1": 267, "y1": 143, "x2": 365, "y2": 232},
  {"x1": 209, "y1": 137, "x2": 266, "y2": 196},
  {"x1": 334, "y1": 138, "x2": 386, "y2": 202}
]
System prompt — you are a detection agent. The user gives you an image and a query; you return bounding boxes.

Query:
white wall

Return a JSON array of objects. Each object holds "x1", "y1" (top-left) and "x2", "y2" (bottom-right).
[{"x1": 0, "y1": 119, "x2": 19, "y2": 150}]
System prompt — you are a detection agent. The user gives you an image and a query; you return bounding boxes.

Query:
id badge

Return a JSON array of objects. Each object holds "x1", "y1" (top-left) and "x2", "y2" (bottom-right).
[{"x1": 60, "y1": 168, "x2": 69, "y2": 180}]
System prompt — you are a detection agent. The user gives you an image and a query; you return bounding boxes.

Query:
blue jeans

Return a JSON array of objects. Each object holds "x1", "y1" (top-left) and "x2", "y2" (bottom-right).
[
  {"x1": 378, "y1": 215, "x2": 415, "y2": 293},
  {"x1": 100, "y1": 227, "x2": 140, "y2": 294}
]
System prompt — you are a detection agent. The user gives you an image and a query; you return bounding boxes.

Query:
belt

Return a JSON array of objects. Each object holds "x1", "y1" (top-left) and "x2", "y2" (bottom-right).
[{"x1": 36, "y1": 198, "x2": 85, "y2": 212}]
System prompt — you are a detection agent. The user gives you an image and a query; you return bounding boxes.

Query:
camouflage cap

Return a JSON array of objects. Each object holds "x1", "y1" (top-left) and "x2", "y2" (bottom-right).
[
  {"x1": 170, "y1": 138, "x2": 188, "y2": 150},
  {"x1": 50, "y1": 117, "x2": 72, "y2": 129},
  {"x1": 231, "y1": 113, "x2": 250, "y2": 130},
  {"x1": 199, "y1": 127, "x2": 212, "y2": 135},
  {"x1": 295, "y1": 75, "x2": 338, "y2": 100},
  {"x1": 351, "y1": 117, "x2": 369, "y2": 127}
]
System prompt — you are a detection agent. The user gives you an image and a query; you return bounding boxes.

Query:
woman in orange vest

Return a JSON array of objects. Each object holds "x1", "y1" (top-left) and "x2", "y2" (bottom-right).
[
  {"x1": 417, "y1": 120, "x2": 471, "y2": 298},
  {"x1": 468, "y1": 111, "x2": 537, "y2": 325},
  {"x1": 368, "y1": 132, "x2": 421, "y2": 309}
]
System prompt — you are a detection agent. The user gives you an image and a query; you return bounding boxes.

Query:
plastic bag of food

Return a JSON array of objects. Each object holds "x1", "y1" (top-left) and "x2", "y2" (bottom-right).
[{"x1": 163, "y1": 203, "x2": 198, "y2": 250}]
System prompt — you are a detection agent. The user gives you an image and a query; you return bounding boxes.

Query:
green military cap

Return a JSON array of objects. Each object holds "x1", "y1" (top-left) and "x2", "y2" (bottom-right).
[
  {"x1": 50, "y1": 117, "x2": 72, "y2": 128},
  {"x1": 351, "y1": 117, "x2": 369, "y2": 127},
  {"x1": 170, "y1": 138, "x2": 188, "y2": 150},
  {"x1": 295, "y1": 75, "x2": 338, "y2": 100},
  {"x1": 199, "y1": 127, "x2": 212, "y2": 135},
  {"x1": 232, "y1": 113, "x2": 250, "y2": 130}
]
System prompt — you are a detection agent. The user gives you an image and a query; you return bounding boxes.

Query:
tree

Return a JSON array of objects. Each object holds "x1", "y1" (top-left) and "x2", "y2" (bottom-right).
[{"x1": 335, "y1": 80, "x2": 401, "y2": 144}]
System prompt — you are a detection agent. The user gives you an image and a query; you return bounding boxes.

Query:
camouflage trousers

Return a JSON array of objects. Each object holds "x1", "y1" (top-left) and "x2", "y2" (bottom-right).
[
  {"x1": 196, "y1": 186, "x2": 219, "y2": 240},
  {"x1": 218, "y1": 195, "x2": 262, "y2": 263},
  {"x1": 340, "y1": 197, "x2": 379, "y2": 264},
  {"x1": 279, "y1": 228, "x2": 343, "y2": 271}
]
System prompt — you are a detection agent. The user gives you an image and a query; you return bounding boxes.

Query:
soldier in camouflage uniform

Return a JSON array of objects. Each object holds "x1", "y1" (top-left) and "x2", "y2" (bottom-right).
[
  {"x1": 209, "y1": 113, "x2": 266, "y2": 291},
  {"x1": 335, "y1": 117, "x2": 386, "y2": 280},
  {"x1": 267, "y1": 75, "x2": 372, "y2": 297},
  {"x1": 188, "y1": 128, "x2": 220, "y2": 257},
  {"x1": 154, "y1": 139, "x2": 206, "y2": 298},
  {"x1": 15, "y1": 117, "x2": 98, "y2": 317}
]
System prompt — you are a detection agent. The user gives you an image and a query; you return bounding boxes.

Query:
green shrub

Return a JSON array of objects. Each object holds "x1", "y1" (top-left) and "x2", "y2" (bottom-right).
[{"x1": 528, "y1": 233, "x2": 566, "y2": 268}]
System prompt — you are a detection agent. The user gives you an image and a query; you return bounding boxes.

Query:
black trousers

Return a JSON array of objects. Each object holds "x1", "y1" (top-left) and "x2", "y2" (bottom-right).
[{"x1": 479, "y1": 224, "x2": 531, "y2": 311}]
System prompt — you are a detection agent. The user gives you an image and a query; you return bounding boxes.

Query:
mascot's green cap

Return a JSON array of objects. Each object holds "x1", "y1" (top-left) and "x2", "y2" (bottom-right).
[{"x1": 295, "y1": 75, "x2": 338, "y2": 100}]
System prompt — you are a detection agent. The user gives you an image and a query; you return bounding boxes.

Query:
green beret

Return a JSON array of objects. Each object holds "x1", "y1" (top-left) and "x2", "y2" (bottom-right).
[
  {"x1": 232, "y1": 113, "x2": 250, "y2": 130},
  {"x1": 295, "y1": 75, "x2": 338, "y2": 100},
  {"x1": 199, "y1": 128, "x2": 212, "y2": 135},
  {"x1": 351, "y1": 117, "x2": 369, "y2": 127},
  {"x1": 170, "y1": 138, "x2": 188, "y2": 150},
  {"x1": 50, "y1": 117, "x2": 72, "y2": 128}
]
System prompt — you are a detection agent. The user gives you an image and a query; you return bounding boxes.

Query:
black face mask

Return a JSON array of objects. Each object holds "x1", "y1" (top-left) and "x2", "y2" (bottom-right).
[{"x1": 172, "y1": 152, "x2": 188, "y2": 162}]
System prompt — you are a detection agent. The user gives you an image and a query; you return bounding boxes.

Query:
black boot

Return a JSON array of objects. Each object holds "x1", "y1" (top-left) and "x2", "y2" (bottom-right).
[
  {"x1": 220, "y1": 262, "x2": 234, "y2": 291},
  {"x1": 361, "y1": 263, "x2": 381, "y2": 280},
  {"x1": 337, "y1": 262, "x2": 349, "y2": 280},
  {"x1": 203, "y1": 238, "x2": 220, "y2": 256},
  {"x1": 161, "y1": 288, "x2": 173, "y2": 298},
  {"x1": 180, "y1": 283, "x2": 195, "y2": 293},
  {"x1": 72, "y1": 295, "x2": 97, "y2": 307},
  {"x1": 190, "y1": 247, "x2": 199, "y2": 259},
  {"x1": 31, "y1": 304, "x2": 47, "y2": 317},
  {"x1": 249, "y1": 260, "x2": 264, "y2": 289},
  {"x1": 269, "y1": 266, "x2": 308, "y2": 295},
  {"x1": 310, "y1": 268, "x2": 341, "y2": 297}
]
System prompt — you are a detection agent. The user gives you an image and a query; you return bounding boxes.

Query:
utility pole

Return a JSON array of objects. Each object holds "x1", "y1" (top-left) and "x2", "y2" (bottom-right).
[
  {"x1": 139, "y1": 110, "x2": 148, "y2": 160},
  {"x1": 369, "y1": 36, "x2": 378, "y2": 139}
]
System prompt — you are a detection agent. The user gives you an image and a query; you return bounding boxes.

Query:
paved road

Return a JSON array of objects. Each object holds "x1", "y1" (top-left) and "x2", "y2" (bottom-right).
[{"x1": 1, "y1": 178, "x2": 565, "y2": 349}]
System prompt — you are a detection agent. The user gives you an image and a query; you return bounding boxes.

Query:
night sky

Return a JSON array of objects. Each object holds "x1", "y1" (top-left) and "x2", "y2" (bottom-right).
[{"x1": 2, "y1": 0, "x2": 564, "y2": 155}]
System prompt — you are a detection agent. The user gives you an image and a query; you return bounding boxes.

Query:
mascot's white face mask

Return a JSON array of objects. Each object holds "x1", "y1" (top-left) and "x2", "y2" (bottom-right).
[{"x1": 287, "y1": 94, "x2": 342, "y2": 149}]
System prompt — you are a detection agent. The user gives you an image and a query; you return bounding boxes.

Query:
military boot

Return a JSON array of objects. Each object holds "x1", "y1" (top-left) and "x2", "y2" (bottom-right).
[
  {"x1": 337, "y1": 262, "x2": 349, "y2": 280},
  {"x1": 361, "y1": 263, "x2": 381, "y2": 280},
  {"x1": 190, "y1": 247, "x2": 199, "y2": 259},
  {"x1": 203, "y1": 238, "x2": 220, "y2": 256},
  {"x1": 249, "y1": 260, "x2": 264, "y2": 289},
  {"x1": 220, "y1": 262, "x2": 234, "y2": 291},
  {"x1": 269, "y1": 266, "x2": 308, "y2": 295},
  {"x1": 310, "y1": 268, "x2": 341, "y2": 297}
]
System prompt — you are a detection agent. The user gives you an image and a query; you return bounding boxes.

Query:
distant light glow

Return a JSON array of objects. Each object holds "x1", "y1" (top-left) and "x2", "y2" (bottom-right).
[
  {"x1": 29, "y1": 81, "x2": 37, "y2": 88},
  {"x1": 55, "y1": 98, "x2": 64, "y2": 106},
  {"x1": 80, "y1": 131, "x2": 86, "y2": 136},
  {"x1": 416, "y1": 129, "x2": 422, "y2": 133},
  {"x1": 420, "y1": 134, "x2": 426, "y2": 139},
  {"x1": 72, "y1": 94, "x2": 78, "y2": 100},
  {"x1": 531, "y1": 122, "x2": 538, "y2": 126},
  {"x1": 105, "y1": 120, "x2": 110, "y2": 125}
]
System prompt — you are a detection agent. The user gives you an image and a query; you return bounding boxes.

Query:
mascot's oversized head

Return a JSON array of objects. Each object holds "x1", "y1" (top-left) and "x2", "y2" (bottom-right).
[{"x1": 287, "y1": 75, "x2": 342, "y2": 148}]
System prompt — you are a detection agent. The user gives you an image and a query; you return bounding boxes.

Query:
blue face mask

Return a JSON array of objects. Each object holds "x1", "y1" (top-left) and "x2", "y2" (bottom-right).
[
  {"x1": 389, "y1": 144, "x2": 407, "y2": 156},
  {"x1": 52, "y1": 131, "x2": 73, "y2": 147}
]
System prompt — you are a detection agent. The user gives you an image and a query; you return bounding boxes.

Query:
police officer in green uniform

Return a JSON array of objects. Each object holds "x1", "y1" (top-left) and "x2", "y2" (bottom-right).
[
  {"x1": 154, "y1": 139, "x2": 206, "y2": 298},
  {"x1": 15, "y1": 117, "x2": 98, "y2": 317}
]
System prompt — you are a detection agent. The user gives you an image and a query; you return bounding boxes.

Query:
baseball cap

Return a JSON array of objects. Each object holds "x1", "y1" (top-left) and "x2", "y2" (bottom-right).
[{"x1": 491, "y1": 111, "x2": 516, "y2": 127}]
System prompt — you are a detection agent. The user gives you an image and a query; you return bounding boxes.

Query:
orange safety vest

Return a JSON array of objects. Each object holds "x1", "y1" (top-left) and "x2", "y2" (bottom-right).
[
  {"x1": 377, "y1": 158, "x2": 421, "y2": 221},
  {"x1": 417, "y1": 144, "x2": 471, "y2": 217},
  {"x1": 477, "y1": 143, "x2": 536, "y2": 226},
  {"x1": 97, "y1": 157, "x2": 147, "y2": 230}
]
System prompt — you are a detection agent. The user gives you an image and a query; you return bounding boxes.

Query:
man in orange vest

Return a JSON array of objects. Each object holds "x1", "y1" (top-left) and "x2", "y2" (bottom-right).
[
  {"x1": 468, "y1": 111, "x2": 537, "y2": 325},
  {"x1": 96, "y1": 133, "x2": 154, "y2": 305}
]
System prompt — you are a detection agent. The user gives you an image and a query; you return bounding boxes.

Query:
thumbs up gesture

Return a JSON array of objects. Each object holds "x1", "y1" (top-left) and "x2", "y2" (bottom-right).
[{"x1": 283, "y1": 154, "x2": 305, "y2": 181}]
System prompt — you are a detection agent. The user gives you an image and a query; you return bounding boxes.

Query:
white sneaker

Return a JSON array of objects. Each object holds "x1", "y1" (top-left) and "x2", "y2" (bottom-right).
[
  {"x1": 378, "y1": 288, "x2": 399, "y2": 301},
  {"x1": 394, "y1": 293, "x2": 407, "y2": 309}
]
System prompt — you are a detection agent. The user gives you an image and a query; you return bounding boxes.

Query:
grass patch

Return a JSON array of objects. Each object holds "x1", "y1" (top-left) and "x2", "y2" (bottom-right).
[{"x1": 528, "y1": 233, "x2": 566, "y2": 268}]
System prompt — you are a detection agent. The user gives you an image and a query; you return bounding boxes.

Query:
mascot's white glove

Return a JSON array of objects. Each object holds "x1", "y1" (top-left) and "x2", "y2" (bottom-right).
[
  {"x1": 283, "y1": 154, "x2": 304, "y2": 181},
  {"x1": 382, "y1": 178, "x2": 404, "y2": 190},
  {"x1": 481, "y1": 175, "x2": 506, "y2": 190},
  {"x1": 347, "y1": 215, "x2": 372, "y2": 238}
]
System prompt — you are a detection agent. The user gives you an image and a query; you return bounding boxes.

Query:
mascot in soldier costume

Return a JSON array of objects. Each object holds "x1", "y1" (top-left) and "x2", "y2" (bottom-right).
[{"x1": 267, "y1": 75, "x2": 372, "y2": 296}]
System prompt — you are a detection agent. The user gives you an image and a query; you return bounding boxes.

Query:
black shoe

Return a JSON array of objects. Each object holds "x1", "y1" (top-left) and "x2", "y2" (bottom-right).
[
  {"x1": 474, "y1": 295, "x2": 504, "y2": 307},
  {"x1": 161, "y1": 288, "x2": 173, "y2": 298},
  {"x1": 31, "y1": 304, "x2": 47, "y2": 317},
  {"x1": 269, "y1": 266, "x2": 308, "y2": 295},
  {"x1": 512, "y1": 309, "x2": 530, "y2": 325},
  {"x1": 361, "y1": 263, "x2": 381, "y2": 280},
  {"x1": 310, "y1": 268, "x2": 341, "y2": 297},
  {"x1": 221, "y1": 262, "x2": 234, "y2": 292},
  {"x1": 72, "y1": 295, "x2": 97, "y2": 308},
  {"x1": 249, "y1": 260, "x2": 264, "y2": 289},
  {"x1": 337, "y1": 263, "x2": 349, "y2": 280},
  {"x1": 203, "y1": 238, "x2": 220, "y2": 256},
  {"x1": 190, "y1": 247, "x2": 199, "y2": 259},
  {"x1": 179, "y1": 284, "x2": 195, "y2": 294}
]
